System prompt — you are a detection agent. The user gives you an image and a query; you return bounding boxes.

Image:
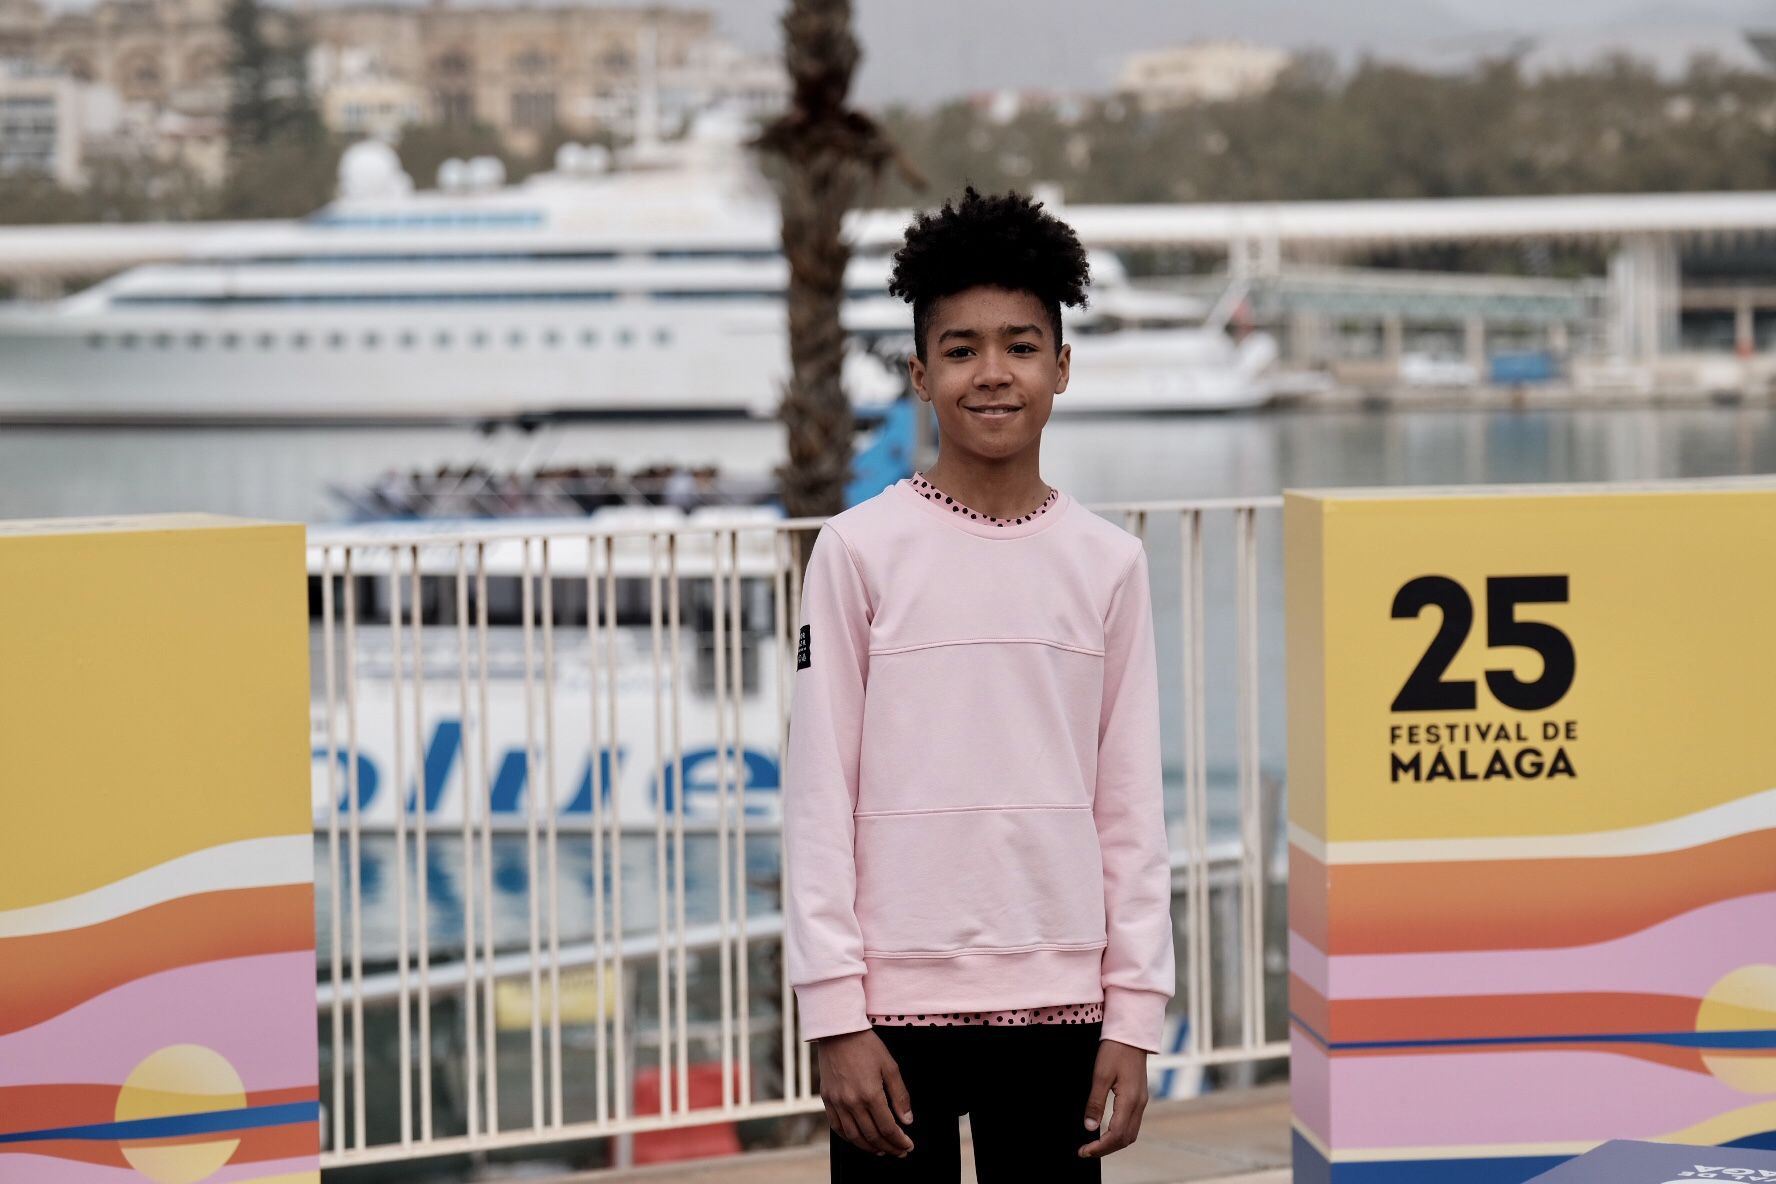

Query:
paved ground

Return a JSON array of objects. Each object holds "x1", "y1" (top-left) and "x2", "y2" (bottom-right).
[{"x1": 536, "y1": 1083, "x2": 1292, "y2": 1184}]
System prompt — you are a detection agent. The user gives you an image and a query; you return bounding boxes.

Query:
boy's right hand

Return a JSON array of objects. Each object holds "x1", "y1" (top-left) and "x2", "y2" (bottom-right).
[{"x1": 817, "y1": 1030, "x2": 916, "y2": 1158}]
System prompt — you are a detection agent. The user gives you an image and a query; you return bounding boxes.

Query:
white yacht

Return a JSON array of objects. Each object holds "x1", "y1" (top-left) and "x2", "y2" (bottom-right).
[{"x1": 0, "y1": 111, "x2": 1276, "y2": 423}]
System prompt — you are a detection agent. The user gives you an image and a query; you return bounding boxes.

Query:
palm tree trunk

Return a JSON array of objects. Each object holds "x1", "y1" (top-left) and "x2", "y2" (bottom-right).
[{"x1": 758, "y1": 0, "x2": 903, "y2": 556}]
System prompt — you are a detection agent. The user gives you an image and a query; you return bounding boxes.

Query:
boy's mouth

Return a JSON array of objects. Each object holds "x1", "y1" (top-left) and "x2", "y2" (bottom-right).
[{"x1": 966, "y1": 405, "x2": 1021, "y2": 418}]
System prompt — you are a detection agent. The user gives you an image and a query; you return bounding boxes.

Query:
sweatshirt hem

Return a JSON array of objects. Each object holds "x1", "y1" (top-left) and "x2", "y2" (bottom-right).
[{"x1": 860, "y1": 945, "x2": 1108, "y2": 1014}]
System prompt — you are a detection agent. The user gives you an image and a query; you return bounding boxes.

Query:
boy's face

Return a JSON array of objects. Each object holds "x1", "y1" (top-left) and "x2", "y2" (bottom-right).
[{"x1": 907, "y1": 285, "x2": 1070, "y2": 464}]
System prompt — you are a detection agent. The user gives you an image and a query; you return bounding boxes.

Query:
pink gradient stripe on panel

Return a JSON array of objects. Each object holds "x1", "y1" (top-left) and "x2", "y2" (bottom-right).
[
  {"x1": 0, "y1": 952, "x2": 319, "y2": 1090},
  {"x1": 0, "y1": 1154, "x2": 319, "y2": 1184},
  {"x1": 1312, "y1": 892, "x2": 1776, "y2": 1001},
  {"x1": 1291, "y1": 1024, "x2": 1331, "y2": 1145},
  {"x1": 1327, "y1": 1048, "x2": 1759, "y2": 1148},
  {"x1": 1291, "y1": 932, "x2": 1329, "y2": 996}
]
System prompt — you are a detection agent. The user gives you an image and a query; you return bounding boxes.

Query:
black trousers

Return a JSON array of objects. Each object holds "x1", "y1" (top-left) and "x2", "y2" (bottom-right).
[{"x1": 827, "y1": 1020, "x2": 1104, "y2": 1183}]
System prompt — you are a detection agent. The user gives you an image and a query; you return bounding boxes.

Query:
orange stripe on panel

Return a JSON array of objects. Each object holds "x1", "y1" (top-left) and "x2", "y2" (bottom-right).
[
  {"x1": 0, "y1": 1086, "x2": 318, "y2": 1138},
  {"x1": 1325, "y1": 828, "x2": 1776, "y2": 954},
  {"x1": 0, "y1": 885, "x2": 314, "y2": 1036},
  {"x1": 1290, "y1": 973, "x2": 1331, "y2": 1039},
  {"x1": 1289, "y1": 844, "x2": 1330, "y2": 951},
  {"x1": 1325, "y1": 1039, "x2": 1711, "y2": 1074},
  {"x1": 0, "y1": 1139, "x2": 130, "y2": 1168},
  {"x1": 1325, "y1": 992, "x2": 1701, "y2": 1044}
]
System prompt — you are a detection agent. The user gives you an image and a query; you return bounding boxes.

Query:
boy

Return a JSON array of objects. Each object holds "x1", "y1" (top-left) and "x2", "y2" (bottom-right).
[{"x1": 783, "y1": 188, "x2": 1174, "y2": 1181}]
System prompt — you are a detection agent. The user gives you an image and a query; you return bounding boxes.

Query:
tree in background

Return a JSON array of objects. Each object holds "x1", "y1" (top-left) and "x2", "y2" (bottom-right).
[
  {"x1": 217, "y1": 0, "x2": 332, "y2": 217},
  {"x1": 871, "y1": 53, "x2": 1776, "y2": 211},
  {"x1": 756, "y1": 0, "x2": 912, "y2": 531}
]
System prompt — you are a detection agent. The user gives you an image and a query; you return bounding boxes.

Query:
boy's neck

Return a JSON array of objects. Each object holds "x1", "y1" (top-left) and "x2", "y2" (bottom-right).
[{"x1": 919, "y1": 457, "x2": 1051, "y2": 521}]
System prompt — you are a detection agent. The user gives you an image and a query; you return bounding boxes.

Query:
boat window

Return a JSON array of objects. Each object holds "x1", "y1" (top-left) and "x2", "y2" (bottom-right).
[
  {"x1": 471, "y1": 330, "x2": 488, "y2": 348},
  {"x1": 221, "y1": 332, "x2": 238, "y2": 349},
  {"x1": 187, "y1": 332, "x2": 205, "y2": 349},
  {"x1": 654, "y1": 327, "x2": 671, "y2": 346},
  {"x1": 617, "y1": 328, "x2": 633, "y2": 347},
  {"x1": 542, "y1": 328, "x2": 560, "y2": 347},
  {"x1": 182, "y1": 249, "x2": 621, "y2": 265},
  {"x1": 327, "y1": 331, "x2": 346, "y2": 349},
  {"x1": 257, "y1": 332, "x2": 275, "y2": 349},
  {"x1": 579, "y1": 328, "x2": 597, "y2": 347},
  {"x1": 290, "y1": 332, "x2": 309, "y2": 349},
  {"x1": 398, "y1": 331, "x2": 416, "y2": 348},
  {"x1": 435, "y1": 330, "x2": 452, "y2": 348},
  {"x1": 651, "y1": 289, "x2": 779, "y2": 301},
  {"x1": 152, "y1": 332, "x2": 172, "y2": 348},
  {"x1": 106, "y1": 289, "x2": 831, "y2": 307},
  {"x1": 303, "y1": 210, "x2": 546, "y2": 230},
  {"x1": 307, "y1": 571, "x2": 779, "y2": 632},
  {"x1": 362, "y1": 331, "x2": 380, "y2": 349},
  {"x1": 112, "y1": 291, "x2": 627, "y2": 307},
  {"x1": 119, "y1": 333, "x2": 138, "y2": 348},
  {"x1": 507, "y1": 329, "x2": 525, "y2": 347},
  {"x1": 86, "y1": 333, "x2": 104, "y2": 349},
  {"x1": 650, "y1": 248, "x2": 779, "y2": 262}
]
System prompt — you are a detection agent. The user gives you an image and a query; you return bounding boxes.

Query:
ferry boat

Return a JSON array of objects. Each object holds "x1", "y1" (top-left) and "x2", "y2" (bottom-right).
[
  {"x1": 0, "y1": 110, "x2": 1277, "y2": 423},
  {"x1": 307, "y1": 506, "x2": 796, "y2": 836}
]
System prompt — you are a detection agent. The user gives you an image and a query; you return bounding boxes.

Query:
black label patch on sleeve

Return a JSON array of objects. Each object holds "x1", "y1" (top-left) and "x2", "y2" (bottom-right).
[{"x1": 797, "y1": 623, "x2": 811, "y2": 670}]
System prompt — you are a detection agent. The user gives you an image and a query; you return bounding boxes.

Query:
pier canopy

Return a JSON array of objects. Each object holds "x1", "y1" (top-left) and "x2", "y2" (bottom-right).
[
  {"x1": 13, "y1": 191, "x2": 1776, "y2": 283},
  {"x1": 857, "y1": 190, "x2": 1776, "y2": 252}
]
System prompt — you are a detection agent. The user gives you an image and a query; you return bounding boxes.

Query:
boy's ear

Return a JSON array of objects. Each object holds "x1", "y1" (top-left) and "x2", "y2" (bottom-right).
[
  {"x1": 1055, "y1": 342, "x2": 1072, "y2": 395},
  {"x1": 908, "y1": 352, "x2": 930, "y2": 401}
]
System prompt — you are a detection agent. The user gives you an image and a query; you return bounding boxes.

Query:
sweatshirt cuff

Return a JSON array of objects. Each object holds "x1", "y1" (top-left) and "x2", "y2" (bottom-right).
[
  {"x1": 1101, "y1": 986, "x2": 1169, "y2": 1053},
  {"x1": 795, "y1": 975, "x2": 871, "y2": 1042}
]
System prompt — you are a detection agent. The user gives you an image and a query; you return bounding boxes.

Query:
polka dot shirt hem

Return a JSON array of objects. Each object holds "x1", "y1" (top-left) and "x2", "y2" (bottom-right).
[
  {"x1": 868, "y1": 1000, "x2": 1104, "y2": 1027},
  {"x1": 910, "y1": 472, "x2": 1057, "y2": 527}
]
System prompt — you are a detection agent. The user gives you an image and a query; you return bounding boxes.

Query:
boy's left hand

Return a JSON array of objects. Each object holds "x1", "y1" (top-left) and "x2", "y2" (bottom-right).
[{"x1": 1078, "y1": 1038, "x2": 1148, "y2": 1158}]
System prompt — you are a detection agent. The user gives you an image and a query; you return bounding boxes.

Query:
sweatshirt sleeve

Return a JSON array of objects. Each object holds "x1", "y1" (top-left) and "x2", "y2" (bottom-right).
[
  {"x1": 782, "y1": 524, "x2": 874, "y2": 1041},
  {"x1": 1094, "y1": 544, "x2": 1176, "y2": 1053}
]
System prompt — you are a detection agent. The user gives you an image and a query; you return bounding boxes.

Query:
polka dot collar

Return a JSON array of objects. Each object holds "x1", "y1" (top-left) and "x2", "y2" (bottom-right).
[{"x1": 909, "y1": 472, "x2": 1058, "y2": 527}]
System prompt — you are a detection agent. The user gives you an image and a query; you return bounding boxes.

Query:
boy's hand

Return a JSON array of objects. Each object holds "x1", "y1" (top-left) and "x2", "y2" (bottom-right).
[
  {"x1": 817, "y1": 1030, "x2": 915, "y2": 1158},
  {"x1": 1079, "y1": 1038, "x2": 1148, "y2": 1158}
]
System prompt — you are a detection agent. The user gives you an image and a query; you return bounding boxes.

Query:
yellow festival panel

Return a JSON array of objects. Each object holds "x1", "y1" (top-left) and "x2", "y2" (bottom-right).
[
  {"x1": 1288, "y1": 483, "x2": 1776, "y2": 844},
  {"x1": 0, "y1": 515, "x2": 311, "y2": 907},
  {"x1": 1285, "y1": 480, "x2": 1776, "y2": 1184},
  {"x1": 0, "y1": 514, "x2": 320, "y2": 1184}
]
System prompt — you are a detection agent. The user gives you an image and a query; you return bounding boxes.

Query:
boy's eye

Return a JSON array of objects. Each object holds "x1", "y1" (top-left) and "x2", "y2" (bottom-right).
[
  {"x1": 1010, "y1": 343, "x2": 1038, "y2": 354},
  {"x1": 945, "y1": 347, "x2": 974, "y2": 358}
]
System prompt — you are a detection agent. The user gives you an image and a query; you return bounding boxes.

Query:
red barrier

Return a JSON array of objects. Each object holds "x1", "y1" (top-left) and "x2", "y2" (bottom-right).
[{"x1": 630, "y1": 1063, "x2": 744, "y2": 1164}]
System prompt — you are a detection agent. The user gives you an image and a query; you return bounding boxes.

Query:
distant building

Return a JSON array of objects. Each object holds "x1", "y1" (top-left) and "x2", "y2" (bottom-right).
[
  {"x1": 309, "y1": 44, "x2": 424, "y2": 140},
  {"x1": 21, "y1": 0, "x2": 241, "y2": 117},
  {"x1": 1118, "y1": 41, "x2": 1292, "y2": 110},
  {"x1": 575, "y1": 34, "x2": 787, "y2": 139},
  {"x1": 4, "y1": 0, "x2": 784, "y2": 172},
  {"x1": 1, "y1": 0, "x2": 273, "y2": 183},
  {"x1": 662, "y1": 37, "x2": 787, "y2": 123},
  {"x1": 302, "y1": 3, "x2": 779, "y2": 154},
  {"x1": 0, "y1": 58, "x2": 122, "y2": 186}
]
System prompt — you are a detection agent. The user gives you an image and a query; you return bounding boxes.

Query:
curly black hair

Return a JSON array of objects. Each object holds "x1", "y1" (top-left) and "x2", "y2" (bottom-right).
[{"x1": 887, "y1": 186, "x2": 1090, "y2": 361}]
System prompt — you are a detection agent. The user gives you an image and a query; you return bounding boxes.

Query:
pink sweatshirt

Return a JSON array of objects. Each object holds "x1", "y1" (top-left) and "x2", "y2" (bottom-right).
[{"x1": 782, "y1": 476, "x2": 1176, "y2": 1053}]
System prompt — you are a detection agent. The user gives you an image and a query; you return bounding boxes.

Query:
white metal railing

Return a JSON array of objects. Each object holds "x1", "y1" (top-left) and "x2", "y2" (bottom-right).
[{"x1": 307, "y1": 496, "x2": 1287, "y2": 1170}]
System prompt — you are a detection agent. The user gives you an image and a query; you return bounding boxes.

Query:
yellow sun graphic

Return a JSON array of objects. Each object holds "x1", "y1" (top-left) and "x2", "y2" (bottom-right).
[
  {"x1": 114, "y1": 1045, "x2": 246, "y2": 1184},
  {"x1": 1697, "y1": 965, "x2": 1776, "y2": 1095}
]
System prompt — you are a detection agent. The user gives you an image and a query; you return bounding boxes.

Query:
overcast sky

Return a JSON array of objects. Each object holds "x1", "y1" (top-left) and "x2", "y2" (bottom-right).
[{"x1": 678, "y1": 0, "x2": 1772, "y2": 104}]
